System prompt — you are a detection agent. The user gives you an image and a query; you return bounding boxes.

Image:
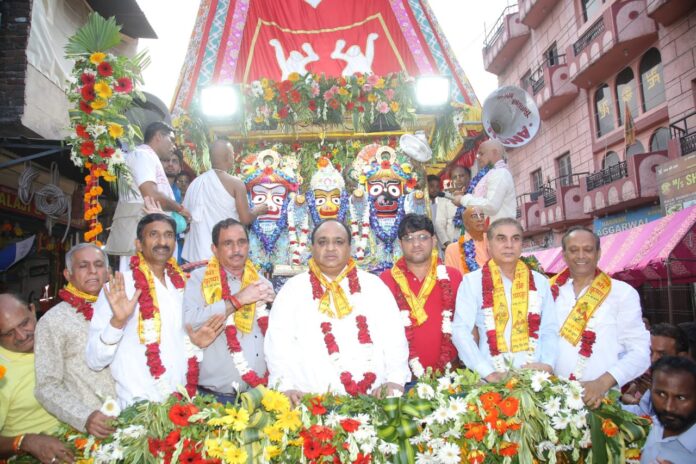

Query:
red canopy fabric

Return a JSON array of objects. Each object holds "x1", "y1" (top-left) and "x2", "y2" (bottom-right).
[{"x1": 525, "y1": 205, "x2": 696, "y2": 286}]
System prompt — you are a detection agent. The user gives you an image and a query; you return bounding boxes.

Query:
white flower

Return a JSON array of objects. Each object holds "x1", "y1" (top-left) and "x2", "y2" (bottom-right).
[
  {"x1": 570, "y1": 412, "x2": 587, "y2": 430},
  {"x1": 377, "y1": 442, "x2": 399, "y2": 456},
  {"x1": 325, "y1": 411, "x2": 343, "y2": 427},
  {"x1": 551, "y1": 413, "x2": 571, "y2": 430},
  {"x1": 415, "y1": 383, "x2": 435, "y2": 400},
  {"x1": 409, "y1": 358, "x2": 425, "y2": 378},
  {"x1": 435, "y1": 443, "x2": 460, "y2": 464},
  {"x1": 87, "y1": 124, "x2": 107, "y2": 138},
  {"x1": 446, "y1": 397, "x2": 467, "y2": 418},
  {"x1": 579, "y1": 428, "x2": 592, "y2": 448},
  {"x1": 432, "y1": 406, "x2": 451, "y2": 424},
  {"x1": 531, "y1": 370, "x2": 551, "y2": 392},
  {"x1": 100, "y1": 397, "x2": 121, "y2": 417},
  {"x1": 566, "y1": 388, "x2": 585, "y2": 411},
  {"x1": 415, "y1": 450, "x2": 437, "y2": 464},
  {"x1": 436, "y1": 265, "x2": 449, "y2": 281},
  {"x1": 436, "y1": 375, "x2": 454, "y2": 392}
]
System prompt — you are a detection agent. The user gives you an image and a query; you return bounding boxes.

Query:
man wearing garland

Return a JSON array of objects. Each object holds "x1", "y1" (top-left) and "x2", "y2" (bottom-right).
[
  {"x1": 452, "y1": 139, "x2": 516, "y2": 222},
  {"x1": 452, "y1": 218, "x2": 559, "y2": 383},
  {"x1": 445, "y1": 206, "x2": 489, "y2": 275},
  {"x1": 34, "y1": 243, "x2": 117, "y2": 437},
  {"x1": 379, "y1": 214, "x2": 462, "y2": 379},
  {"x1": 435, "y1": 166, "x2": 470, "y2": 254},
  {"x1": 552, "y1": 226, "x2": 649, "y2": 409},
  {"x1": 86, "y1": 213, "x2": 223, "y2": 407},
  {"x1": 265, "y1": 219, "x2": 410, "y2": 404},
  {"x1": 183, "y1": 218, "x2": 275, "y2": 403}
]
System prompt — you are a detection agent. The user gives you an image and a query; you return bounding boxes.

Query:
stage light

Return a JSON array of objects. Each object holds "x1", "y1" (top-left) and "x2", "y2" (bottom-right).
[
  {"x1": 415, "y1": 76, "x2": 451, "y2": 109},
  {"x1": 200, "y1": 85, "x2": 239, "y2": 118}
]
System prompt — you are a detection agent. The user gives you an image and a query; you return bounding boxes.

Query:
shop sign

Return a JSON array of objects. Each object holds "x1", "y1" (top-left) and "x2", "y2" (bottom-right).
[
  {"x1": 0, "y1": 186, "x2": 44, "y2": 219},
  {"x1": 656, "y1": 153, "x2": 696, "y2": 214},
  {"x1": 593, "y1": 204, "x2": 663, "y2": 236}
]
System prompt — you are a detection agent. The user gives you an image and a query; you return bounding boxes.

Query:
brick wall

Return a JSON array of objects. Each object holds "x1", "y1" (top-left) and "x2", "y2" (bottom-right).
[{"x1": 0, "y1": 0, "x2": 33, "y2": 135}]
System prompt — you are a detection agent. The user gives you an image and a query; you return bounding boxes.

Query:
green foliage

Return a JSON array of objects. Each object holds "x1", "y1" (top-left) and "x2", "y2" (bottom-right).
[{"x1": 65, "y1": 12, "x2": 122, "y2": 56}]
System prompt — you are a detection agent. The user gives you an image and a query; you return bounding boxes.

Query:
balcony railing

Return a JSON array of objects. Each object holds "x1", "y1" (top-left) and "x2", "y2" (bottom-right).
[
  {"x1": 529, "y1": 54, "x2": 567, "y2": 95},
  {"x1": 573, "y1": 18, "x2": 605, "y2": 56},
  {"x1": 543, "y1": 187, "x2": 557, "y2": 207},
  {"x1": 484, "y1": 4, "x2": 519, "y2": 49},
  {"x1": 670, "y1": 111, "x2": 696, "y2": 156},
  {"x1": 585, "y1": 161, "x2": 628, "y2": 191}
]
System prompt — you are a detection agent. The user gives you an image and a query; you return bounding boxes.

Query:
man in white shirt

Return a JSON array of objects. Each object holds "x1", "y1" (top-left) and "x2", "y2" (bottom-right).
[
  {"x1": 265, "y1": 219, "x2": 410, "y2": 404},
  {"x1": 105, "y1": 122, "x2": 191, "y2": 270},
  {"x1": 551, "y1": 226, "x2": 650, "y2": 409},
  {"x1": 86, "y1": 214, "x2": 222, "y2": 407},
  {"x1": 182, "y1": 139, "x2": 266, "y2": 263},
  {"x1": 453, "y1": 139, "x2": 516, "y2": 222},
  {"x1": 452, "y1": 218, "x2": 559, "y2": 383},
  {"x1": 433, "y1": 167, "x2": 470, "y2": 253}
]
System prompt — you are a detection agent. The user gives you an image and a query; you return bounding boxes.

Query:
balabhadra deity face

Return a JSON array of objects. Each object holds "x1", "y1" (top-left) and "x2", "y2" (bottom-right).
[
  {"x1": 367, "y1": 178, "x2": 402, "y2": 218},
  {"x1": 251, "y1": 183, "x2": 288, "y2": 221},
  {"x1": 314, "y1": 188, "x2": 342, "y2": 219}
]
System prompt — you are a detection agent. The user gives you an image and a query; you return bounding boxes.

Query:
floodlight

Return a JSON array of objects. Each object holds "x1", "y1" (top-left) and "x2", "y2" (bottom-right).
[
  {"x1": 200, "y1": 85, "x2": 239, "y2": 118},
  {"x1": 415, "y1": 76, "x2": 451, "y2": 109}
]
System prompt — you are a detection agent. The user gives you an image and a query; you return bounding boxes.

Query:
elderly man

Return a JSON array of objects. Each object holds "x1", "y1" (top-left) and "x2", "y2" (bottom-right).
[
  {"x1": 435, "y1": 166, "x2": 471, "y2": 253},
  {"x1": 183, "y1": 218, "x2": 275, "y2": 403},
  {"x1": 86, "y1": 213, "x2": 222, "y2": 407},
  {"x1": 551, "y1": 226, "x2": 650, "y2": 408},
  {"x1": 106, "y1": 122, "x2": 191, "y2": 271},
  {"x1": 0, "y1": 294, "x2": 73, "y2": 464},
  {"x1": 452, "y1": 218, "x2": 559, "y2": 382},
  {"x1": 380, "y1": 214, "x2": 462, "y2": 379},
  {"x1": 265, "y1": 219, "x2": 410, "y2": 404},
  {"x1": 445, "y1": 206, "x2": 489, "y2": 275},
  {"x1": 34, "y1": 243, "x2": 117, "y2": 438},
  {"x1": 452, "y1": 139, "x2": 516, "y2": 222},
  {"x1": 182, "y1": 139, "x2": 267, "y2": 263},
  {"x1": 640, "y1": 356, "x2": 696, "y2": 463}
]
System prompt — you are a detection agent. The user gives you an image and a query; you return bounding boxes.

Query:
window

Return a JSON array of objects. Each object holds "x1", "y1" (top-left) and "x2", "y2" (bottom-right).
[
  {"x1": 650, "y1": 127, "x2": 669, "y2": 151},
  {"x1": 520, "y1": 69, "x2": 532, "y2": 91},
  {"x1": 545, "y1": 43, "x2": 559, "y2": 66},
  {"x1": 615, "y1": 67, "x2": 639, "y2": 126},
  {"x1": 640, "y1": 48, "x2": 666, "y2": 111},
  {"x1": 602, "y1": 151, "x2": 620, "y2": 169},
  {"x1": 581, "y1": 0, "x2": 604, "y2": 22},
  {"x1": 626, "y1": 142, "x2": 645, "y2": 157},
  {"x1": 594, "y1": 84, "x2": 614, "y2": 137},
  {"x1": 531, "y1": 169, "x2": 543, "y2": 192},
  {"x1": 557, "y1": 152, "x2": 573, "y2": 186}
]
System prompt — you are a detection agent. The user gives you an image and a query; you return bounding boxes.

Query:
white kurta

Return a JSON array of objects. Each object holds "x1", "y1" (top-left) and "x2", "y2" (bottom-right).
[
  {"x1": 459, "y1": 160, "x2": 516, "y2": 222},
  {"x1": 553, "y1": 277, "x2": 650, "y2": 386},
  {"x1": 182, "y1": 170, "x2": 239, "y2": 263},
  {"x1": 86, "y1": 271, "x2": 188, "y2": 408},
  {"x1": 265, "y1": 269, "x2": 410, "y2": 394}
]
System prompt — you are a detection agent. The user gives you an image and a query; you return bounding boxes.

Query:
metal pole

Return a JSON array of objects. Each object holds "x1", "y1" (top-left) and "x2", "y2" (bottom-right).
[{"x1": 666, "y1": 257, "x2": 674, "y2": 324}]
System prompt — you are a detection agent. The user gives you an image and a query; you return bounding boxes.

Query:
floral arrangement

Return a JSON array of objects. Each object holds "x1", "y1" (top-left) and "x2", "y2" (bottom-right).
[
  {"x1": 173, "y1": 111, "x2": 211, "y2": 174},
  {"x1": 64, "y1": 13, "x2": 148, "y2": 244},
  {"x1": 45, "y1": 369, "x2": 649, "y2": 464}
]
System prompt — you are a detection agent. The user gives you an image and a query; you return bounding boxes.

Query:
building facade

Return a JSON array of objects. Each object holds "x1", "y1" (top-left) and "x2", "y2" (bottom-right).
[{"x1": 481, "y1": 0, "x2": 695, "y2": 249}]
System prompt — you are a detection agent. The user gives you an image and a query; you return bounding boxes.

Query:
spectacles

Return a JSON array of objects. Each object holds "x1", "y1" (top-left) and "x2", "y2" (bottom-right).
[{"x1": 402, "y1": 233, "x2": 432, "y2": 243}]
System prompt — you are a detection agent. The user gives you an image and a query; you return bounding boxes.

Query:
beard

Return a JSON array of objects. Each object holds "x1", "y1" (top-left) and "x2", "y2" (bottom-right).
[{"x1": 656, "y1": 408, "x2": 696, "y2": 434}]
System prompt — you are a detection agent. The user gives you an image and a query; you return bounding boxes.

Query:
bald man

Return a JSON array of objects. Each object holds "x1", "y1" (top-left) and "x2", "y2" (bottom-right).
[
  {"x1": 453, "y1": 139, "x2": 516, "y2": 222},
  {"x1": 182, "y1": 139, "x2": 268, "y2": 263}
]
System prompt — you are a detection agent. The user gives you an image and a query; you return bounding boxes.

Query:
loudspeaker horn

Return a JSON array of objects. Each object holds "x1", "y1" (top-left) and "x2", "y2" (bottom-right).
[{"x1": 482, "y1": 86, "x2": 540, "y2": 148}]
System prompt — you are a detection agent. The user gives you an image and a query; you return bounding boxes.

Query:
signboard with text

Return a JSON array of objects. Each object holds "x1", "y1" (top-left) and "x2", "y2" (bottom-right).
[
  {"x1": 656, "y1": 153, "x2": 696, "y2": 214},
  {"x1": 593, "y1": 204, "x2": 663, "y2": 237}
]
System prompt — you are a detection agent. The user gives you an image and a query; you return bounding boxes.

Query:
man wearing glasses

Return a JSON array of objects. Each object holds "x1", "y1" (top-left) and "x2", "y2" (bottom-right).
[
  {"x1": 380, "y1": 214, "x2": 463, "y2": 381},
  {"x1": 444, "y1": 206, "x2": 489, "y2": 275}
]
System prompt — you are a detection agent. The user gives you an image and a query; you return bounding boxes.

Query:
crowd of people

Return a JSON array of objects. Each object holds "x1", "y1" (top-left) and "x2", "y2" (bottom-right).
[{"x1": 1, "y1": 122, "x2": 695, "y2": 464}]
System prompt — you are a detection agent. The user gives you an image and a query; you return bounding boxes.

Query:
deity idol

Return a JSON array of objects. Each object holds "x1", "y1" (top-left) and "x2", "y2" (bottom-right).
[
  {"x1": 242, "y1": 149, "x2": 300, "y2": 272},
  {"x1": 349, "y1": 144, "x2": 426, "y2": 273}
]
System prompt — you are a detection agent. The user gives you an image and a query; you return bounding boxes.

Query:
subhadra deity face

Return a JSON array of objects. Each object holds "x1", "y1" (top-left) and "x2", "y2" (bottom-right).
[
  {"x1": 251, "y1": 183, "x2": 288, "y2": 221},
  {"x1": 367, "y1": 178, "x2": 403, "y2": 218},
  {"x1": 314, "y1": 188, "x2": 342, "y2": 219}
]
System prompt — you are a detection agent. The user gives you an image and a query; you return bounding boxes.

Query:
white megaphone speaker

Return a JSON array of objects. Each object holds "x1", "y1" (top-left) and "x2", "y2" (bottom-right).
[
  {"x1": 482, "y1": 86, "x2": 540, "y2": 148},
  {"x1": 400, "y1": 130, "x2": 432, "y2": 162}
]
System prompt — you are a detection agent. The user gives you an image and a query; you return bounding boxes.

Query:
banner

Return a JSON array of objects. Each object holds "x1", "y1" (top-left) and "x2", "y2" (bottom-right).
[{"x1": 0, "y1": 235, "x2": 35, "y2": 271}]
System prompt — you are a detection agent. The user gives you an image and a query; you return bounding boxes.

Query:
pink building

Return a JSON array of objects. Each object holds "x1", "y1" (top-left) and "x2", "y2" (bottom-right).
[{"x1": 481, "y1": 0, "x2": 696, "y2": 250}]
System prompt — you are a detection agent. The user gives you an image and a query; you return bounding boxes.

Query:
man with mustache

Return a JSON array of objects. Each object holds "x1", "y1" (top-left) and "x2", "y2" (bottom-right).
[
  {"x1": 86, "y1": 213, "x2": 223, "y2": 407},
  {"x1": 34, "y1": 243, "x2": 117, "y2": 438},
  {"x1": 0, "y1": 294, "x2": 74, "y2": 464},
  {"x1": 183, "y1": 218, "x2": 275, "y2": 403},
  {"x1": 445, "y1": 206, "x2": 489, "y2": 275},
  {"x1": 435, "y1": 166, "x2": 470, "y2": 254},
  {"x1": 640, "y1": 356, "x2": 696, "y2": 463}
]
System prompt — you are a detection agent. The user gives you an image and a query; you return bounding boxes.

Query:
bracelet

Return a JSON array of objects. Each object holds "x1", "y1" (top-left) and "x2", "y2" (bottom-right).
[
  {"x1": 228, "y1": 295, "x2": 242, "y2": 309},
  {"x1": 12, "y1": 434, "x2": 25, "y2": 454}
]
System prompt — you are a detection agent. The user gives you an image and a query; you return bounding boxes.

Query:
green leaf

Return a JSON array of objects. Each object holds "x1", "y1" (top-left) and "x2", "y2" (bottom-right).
[{"x1": 65, "y1": 12, "x2": 122, "y2": 56}]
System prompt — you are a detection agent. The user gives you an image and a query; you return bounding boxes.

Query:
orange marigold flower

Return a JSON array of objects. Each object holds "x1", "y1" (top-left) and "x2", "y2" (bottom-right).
[
  {"x1": 493, "y1": 419, "x2": 508, "y2": 435},
  {"x1": 467, "y1": 450, "x2": 486, "y2": 464},
  {"x1": 499, "y1": 396, "x2": 519, "y2": 417},
  {"x1": 505, "y1": 377, "x2": 519, "y2": 390},
  {"x1": 464, "y1": 423, "x2": 487, "y2": 441},
  {"x1": 498, "y1": 441, "x2": 518, "y2": 457},
  {"x1": 480, "y1": 392, "x2": 502, "y2": 410},
  {"x1": 601, "y1": 418, "x2": 619, "y2": 437},
  {"x1": 506, "y1": 418, "x2": 522, "y2": 431}
]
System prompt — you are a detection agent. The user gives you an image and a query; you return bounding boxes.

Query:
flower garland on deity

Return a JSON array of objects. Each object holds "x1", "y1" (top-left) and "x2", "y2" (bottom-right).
[
  {"x1": 550, "y1": 268, "x2": 611, "y2": 380},
  {"x1": 130, "y1": 253, "x2": 202, "y2": 397},
  {"x1": 390, "y1": 252, "x2": 456, "y2": 378},
  {"x1": 458, "y1": 235, "x2": 480, "y2": 274},
  {"x1": 481, "y1": 260, "x2": 541, "y2": 373},
  {"x1": 287, "y1": 196, "x2": 310, "y2": 266}
]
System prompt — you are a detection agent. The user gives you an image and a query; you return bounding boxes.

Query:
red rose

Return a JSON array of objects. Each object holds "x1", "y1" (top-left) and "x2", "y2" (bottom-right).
[
  {"x1": 290, "y1": 90, "x2": 301, "y2": 104},
  {"x1": 308, "y1": 100, "x2": 318, "y2": 112},
  {"x1": 80, "y1": 141, "x2": 95, "y2": 156},
  {"x1": 81, "y1": 85, "x2": 96, "y2": 101},
  {"x1": 80, "y1": 100, "x2": 93, "y2": 114},
  {"x1": 76, "y1": 124, "x2": 89, "y2": 139},
  {"x1": 340, "y1": 418, "x2": 361, "y2": 433},
  {"x1": 165, "y1": 428, "x2": 181, "y2": 447},
  {"x1": 98, "y1": 147, "x2": 115, "y2": 158},
  {"x1": 357, "y1": 105, "x2": 365, "y2": 113},
  {"x1": 81, "y1": 73, "x2": 96, "y2": 85},
  {"x1": 354, "y1": 453, "x2": 372, "y2": 464},
  {"x1": 114, "y1": 77, "x2": 133, "y2": 93},
  {"x1": 310, "y1": 397, "x2": 327, "y2": 416},
  {"x1": 168, "y1": 404, "x2": 196, "y2": 427},
  {"x1": 97, "y1": 61, "x2": 113, "y2": 77},
  {"x1": 346, "y1": 101, "x2": 355, "y2": 111},
  {"x1": 328, "y1": 98, "x2": 340, "y2": 110},
  {"x1": 279, "y1": 80, "x2": 293, "y2": 93},
  {"x1": 320, "y1": 444, "x2": 337, "y2": 456},
  {"x1": 148, "y1": 437, "x2": 164, "y2": 457},
  {"x1": 278, "y1": 107, "x2": 289, "y2": 119}
]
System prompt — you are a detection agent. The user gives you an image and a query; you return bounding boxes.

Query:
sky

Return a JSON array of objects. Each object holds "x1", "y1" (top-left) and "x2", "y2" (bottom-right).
[{"x1": 135, "y1": 0, "x2": 511, "y2": 108}]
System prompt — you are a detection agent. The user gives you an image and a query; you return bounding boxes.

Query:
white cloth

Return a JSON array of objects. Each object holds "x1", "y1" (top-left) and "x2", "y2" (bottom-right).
[
  {"x1": 181, "y1": 170, "x2": 238, "y2": 263},
  {"x1": 459, "y1": 161, "x2": 516, "y2": 222},
  {"x1": 85, "y1": 270, "x2": 187, "y2": 408},
  {"x1": 122, "y1": 144, "x2": 174, "y2": 203},
  {"x1": 553, "y1": 277, "x2": 650, "y2": 387},
  {"x1": 265, "y1": 269, "x2": 410, "y2": 394},
  {"x1": 452, "y1": 267, "x2": 559, "y2": 378},
  {"x1": 433, "y1": 197, "x2": 459, "y2": 248}
]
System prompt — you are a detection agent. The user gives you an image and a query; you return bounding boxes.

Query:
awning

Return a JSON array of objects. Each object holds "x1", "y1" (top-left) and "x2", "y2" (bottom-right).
[
  {"x1": 523, "y1": 247, "x2": 563, "y2": 274},
  {"x1": 525, "y1": 205, "x2": 696, "y2": 286}
]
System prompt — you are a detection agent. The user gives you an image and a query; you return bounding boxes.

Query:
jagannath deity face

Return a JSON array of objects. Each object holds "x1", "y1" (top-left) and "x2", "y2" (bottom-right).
[
  {"x1": 314, "y1": 188, "x2": 342, "y2": 219},
  {"x1": 367, "y1": 177, "x2": 403, "y2": 218},
  {"x1": 251, "y1": 183, "x2": 288, "y2": 221}
]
